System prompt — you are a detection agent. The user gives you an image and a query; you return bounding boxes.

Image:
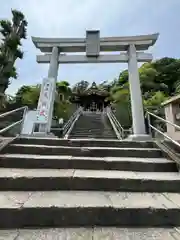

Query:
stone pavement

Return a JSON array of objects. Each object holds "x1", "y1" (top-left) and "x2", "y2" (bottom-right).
[{"x1": 1, "y1": 227, "x2": 180, "y2": 239}]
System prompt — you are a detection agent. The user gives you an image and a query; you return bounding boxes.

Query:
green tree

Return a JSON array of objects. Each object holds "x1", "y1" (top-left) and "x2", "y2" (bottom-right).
[
  {"x1": 139, "y1": 63, "x2": 168, "y2": 99},
  {"x1": 152, "y1": 57, "x2": 180, "y2": 95},
  {"x1": 118, "y1": 70, "x2": 128, "y2": 86},
  {"x1": 56, "y1": 80, "x2": 71, "y2": 100},
  {"x1": 98, "y1": 80, "x2": 113, "y2": 92},
  {"x1": 14, "y1": 84, "x2": 40, "y2": 109},
  {"x1": 174, "y1": 80, "x2": 180, "y2": 94},
  {"x1": 108, "y1": 58, "x2": 180, "y2": 127},
  {"x1": 72, "y1": 80, "x2": 89, "y2": 93},
  {"x1": 0, "y1": 9, "x2": 27, "y2": 107},
  {"x1": 144, "y1": 91, "x2": 167, "y2": 111}
]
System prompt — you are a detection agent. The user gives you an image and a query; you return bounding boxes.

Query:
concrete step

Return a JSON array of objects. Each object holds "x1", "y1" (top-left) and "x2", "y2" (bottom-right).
[
  {"x1": 70, "y1": 128, "x2": 113, "y2": 132},
  {"x1": 72, "y1": 129, "x2": 114, "y2": 132},
  {"x1": 72, "y1": 125, "x2": 106, "y2": 128},
  {"x1": 0, "y1": 191, "x2": 180, "y2": 227},
  {"x1": 70, "y1": 136, "x2": 117, "y2": 139},
  {"x1": 0, "y1": 154, "x2": 176, "y2": 172},
  {"x1": 70, "y1": 131, "x2": 115, "y2": 134},
  {"x1": 2, "y1": 144, "x2": 163, "y2": 158},
  {"x1": 0, "y1": 168, "x2": 180, "y2": 191},
  {"x1": 73, "y1": 120, "x2": 104, "y2": 124},
  {"x1": 71, "y1": 129, "x2": 113, "y2": 132},
  {"x1": 17, "y1": 138, "x2": 148, "y2": 147},
  {"x1": 1, "y1": 227, "x2": 180, "y2": 239},
  {"x1": 70, "y1": 137, "x2": 117, "y2": 140},
  {"x1": 70, "y1": 129, "x2": 115, "y2": 133},
  {"x1": 70, "y1": 131, "x2": 115, "y2": 135},
  {"x1": 73, "y1": 124, "x2": 104, "y2": 126},
  {"x1": 74, "y1": 121, "x2": 104, "y2": 124},
  {"x1": 69, "y1": 134, "x2": 116, "y2": 139},
  {"x1": 75, "y1": 123, "x2": 113, "y2": 126}
]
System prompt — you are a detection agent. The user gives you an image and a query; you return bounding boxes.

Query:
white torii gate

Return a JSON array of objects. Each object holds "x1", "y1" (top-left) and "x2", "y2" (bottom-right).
[{"x1": 31, "y1": 30, "x2": 159, "y2": 140}]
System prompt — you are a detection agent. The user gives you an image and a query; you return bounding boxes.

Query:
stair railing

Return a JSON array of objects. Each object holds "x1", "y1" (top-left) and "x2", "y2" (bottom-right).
[
  {"x1": 63, "y1": 107, "x2": 82, "y2": 139},
  {"x1": 146, "y1": 111, "x2": 180, "y2": 148},
  {"x1": 0, "y1": 106, "x2": 28, "y2": 136},
  {"x1": 107, "y1": 107, "x2": 131, "y2": 139},
  {"x1": 0, "y1": 106, "x2": 28, "y2": 150}
]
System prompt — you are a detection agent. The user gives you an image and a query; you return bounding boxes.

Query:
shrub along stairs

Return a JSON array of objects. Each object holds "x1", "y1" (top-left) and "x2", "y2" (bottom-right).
[
  {"x1": 69, "y1": 112, "x2": 117, "y2": 139},
  {"x1": 0, "y1": 137, "x2": 180, "y2": 229}
]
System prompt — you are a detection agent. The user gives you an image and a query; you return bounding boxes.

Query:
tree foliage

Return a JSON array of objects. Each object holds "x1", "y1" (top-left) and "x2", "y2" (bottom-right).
[
  {"x1": 72, "y1": 80, "x2": 89, "y2": 93},
  {"x1": 4, "y1": 57, "x2": 180, "y2": 127},
  {"x1": 0, "y1": 9, "x2": 27, "y2": 108},
  {"x1": 109, "y1": 57, "x2": 180, "y2": 127}
]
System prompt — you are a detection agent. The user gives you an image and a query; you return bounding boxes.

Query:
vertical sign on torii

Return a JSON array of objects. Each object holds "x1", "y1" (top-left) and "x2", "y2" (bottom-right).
[
  {"x1": 35, "y1": 77, "x2": 56, "y2": 134},
  {"x1": 32, "y1": 30, "x2": 159, "y2": 140}
]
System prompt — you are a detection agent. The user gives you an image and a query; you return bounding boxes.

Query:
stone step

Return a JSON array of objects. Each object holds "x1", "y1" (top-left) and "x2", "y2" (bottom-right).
[
  {"x1": 74, "y1": 121, "x2": 105, "y2": 124},
  {"x1": 73, "y1": 122, "x2": 111, "y2": 125},
  {"x1": 69, "y1": 134, "x2": 116, "y2": 138},
  {"x1": 78, "y1": 116, "x2": 105, "y2": 119},
  {"x1": 71, "y1": 129, "x2": 115, "y2": 132},
  {"x1": 70, "y1": 128, "x2": 113, "y2": 132},
  {"x1": 72, "y1": 122, "x2": 112, "y2": 126},
  {"x1": 75, "y1": 124, "x2": 112, "y2": 127},
  {"x1": 70, "y1": 130, "x2": 114, "y2": 134},
  {"x1": 70, "y1": 136, "x2": 117, "y2": 139},
  {"x1": 17, "y1": 138, "x2": 145, "y2": 147},
  {"x1": 72, "y1": 129, "x2": 113, "y2": 132},
  {"x1": 72, "y1": 130, "x2": 114, "y2": 134},
  {"x1": 0, "y1": 191, "x2": 180, "y2": 228},
  {"x1": 1, "y1": 227, "x2": 180, "y2": 239},
  {"x1": 3, "y1": 144, "x2": 163, "y2": 158},
  {"x1": 72, "y1": 125, "x2": 107, "y2": 128},
  {"x1": 0, "y1": 154, "x2": 176, "y2": 172},
  {"x1": 0, "y1": 168, "x2": 180, "y2": 191},
  {"x1": 73, "y1": 121, "x2": 104, "y2": 124},
  {"x1": 70, "y1": 132, "x2": 115, "y2": 135}
]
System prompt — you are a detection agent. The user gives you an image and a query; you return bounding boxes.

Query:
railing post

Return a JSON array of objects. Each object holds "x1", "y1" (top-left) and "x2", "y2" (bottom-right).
[
  {"x1": 19, "y1": 107, "x2": 28, "y2": 135},
  {"x1": 146, "y1": 112, "x2": 152, "y2": 137}
]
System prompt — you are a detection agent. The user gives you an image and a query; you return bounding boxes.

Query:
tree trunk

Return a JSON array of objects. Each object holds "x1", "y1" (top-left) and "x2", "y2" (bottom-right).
[{"x1": 0, "y1": 83, "x2": 8, "y2": 110}]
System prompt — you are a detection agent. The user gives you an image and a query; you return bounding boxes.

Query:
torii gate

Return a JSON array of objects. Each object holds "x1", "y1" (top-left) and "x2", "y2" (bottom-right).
[{"x1": 32, "y1": 30, "x2": 159, "y2": 140}]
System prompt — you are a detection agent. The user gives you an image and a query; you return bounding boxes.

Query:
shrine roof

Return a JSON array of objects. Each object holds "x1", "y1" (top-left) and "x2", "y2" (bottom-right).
[{"x1": 72, "y1": 82, "x2": 109, "y2": 96}]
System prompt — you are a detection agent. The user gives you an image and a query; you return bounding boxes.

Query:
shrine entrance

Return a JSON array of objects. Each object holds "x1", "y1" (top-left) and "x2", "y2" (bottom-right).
[
  {"x1": 32, "y1": 30, "x2": 159, "y2": 139},
  {"x1": 70, "y1": 82, "x2": 110, "y2": 112}
]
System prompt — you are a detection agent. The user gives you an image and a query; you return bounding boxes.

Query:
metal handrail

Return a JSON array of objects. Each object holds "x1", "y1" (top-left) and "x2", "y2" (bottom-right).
[
  {"x1": 147, "y1": 111, "x2": 180, "y2": 131},
  {"x1": 63, "y1": 107, "x2": 82, "y2": 138},
  {"x1": 146, "y1": 111, "x2": 180, "y2": 148},
  {"x1": 0, "y1": 106, "x2": 28, "y2": 135},
  {"x1": 107, "y1": 111, "x2": 122, "y2": 139},
  {"x1": 64, "y1": 112, "x2": 81, "y2": 139},
  {"x1": 107, "y1": 107, "x2": 131, "y2": 139},
  {"x1": 0, "y1": 106, "x2": 27, "y2": 118}
]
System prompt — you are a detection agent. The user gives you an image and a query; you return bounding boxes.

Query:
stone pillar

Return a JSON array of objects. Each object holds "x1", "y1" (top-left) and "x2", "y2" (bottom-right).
[
  {"x1": 47, "y1": 46, "x2": 59, "y2": 133},
  {"x1": 48, "y1": 46, "x2": 59, "y2": 79},
  {"x1": 37, "y1": 46, "x2": 59, "y2": 135},
  {"x1": 128, "y1": 44, "x2": 149, "y2": 140}
]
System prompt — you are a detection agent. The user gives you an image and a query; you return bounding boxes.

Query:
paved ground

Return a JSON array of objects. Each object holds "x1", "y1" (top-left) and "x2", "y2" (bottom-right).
[{"x1": 1, "y1": 227, "x2": 180, "y2": 239}]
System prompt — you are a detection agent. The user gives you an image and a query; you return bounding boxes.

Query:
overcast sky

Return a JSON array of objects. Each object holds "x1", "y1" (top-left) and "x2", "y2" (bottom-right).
[{"x1": 1, "y1": 0, "x2": 180, "y2": 95}]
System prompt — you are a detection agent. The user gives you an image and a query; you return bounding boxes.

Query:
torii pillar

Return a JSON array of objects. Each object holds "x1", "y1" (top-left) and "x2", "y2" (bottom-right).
[
  {"x1": 34, "y1": 46, "x2": 59, "y2": 135},
  {"x1": 127, "y1": 44, "x2": 148, "y2": 140}
]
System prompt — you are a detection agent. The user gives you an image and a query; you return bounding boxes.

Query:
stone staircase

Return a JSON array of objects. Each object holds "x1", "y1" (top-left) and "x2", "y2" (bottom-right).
[
  {"x1": 69, "y1": 112, "x2": 117, "y2": 139},
  {"x1": 0, "y1": 136, "x2": 180, "y2": 231}
]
